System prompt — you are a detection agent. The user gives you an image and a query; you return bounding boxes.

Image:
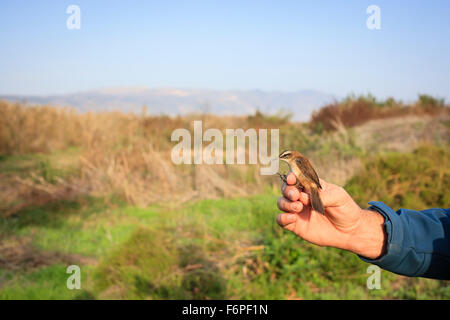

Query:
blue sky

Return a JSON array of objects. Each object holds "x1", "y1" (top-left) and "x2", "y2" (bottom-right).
[{"x1": 0, "y1": 0, "x2": 449, "y2": 101}]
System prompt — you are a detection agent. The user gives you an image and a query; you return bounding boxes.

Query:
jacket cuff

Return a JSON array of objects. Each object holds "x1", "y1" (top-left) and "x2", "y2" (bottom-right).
[{"x1": 358, "y1": 201, "x2": 405, "y2": 268}]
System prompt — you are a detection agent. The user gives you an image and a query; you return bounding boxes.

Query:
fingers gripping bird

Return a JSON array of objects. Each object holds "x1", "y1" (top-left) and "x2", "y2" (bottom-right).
[{"x1": 278, "y1": 150, "x2": 325, "y2": 214}]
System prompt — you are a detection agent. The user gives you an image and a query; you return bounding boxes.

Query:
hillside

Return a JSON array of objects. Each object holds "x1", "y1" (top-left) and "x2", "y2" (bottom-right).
[
  {"x1": 0, "y1": 99, "x2": 449, "y2": 299},
  {"x1": 0, "y1": 88, "x2": 336, "y2": 121}
]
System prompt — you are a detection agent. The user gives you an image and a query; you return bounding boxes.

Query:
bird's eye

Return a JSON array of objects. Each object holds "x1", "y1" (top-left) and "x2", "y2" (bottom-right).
[{"x1": 279, "y1": 151, "x2": 291, "y2": 158}]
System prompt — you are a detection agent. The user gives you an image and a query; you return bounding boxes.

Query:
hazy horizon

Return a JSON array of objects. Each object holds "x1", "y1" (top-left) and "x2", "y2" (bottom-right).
[{"x1": 1, "y1": 86, "x2": 342, "y2": 121}]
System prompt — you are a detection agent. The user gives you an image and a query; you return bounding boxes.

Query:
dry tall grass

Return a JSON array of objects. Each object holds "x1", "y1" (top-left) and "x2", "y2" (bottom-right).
[
  {"x1": 1, "y1": 99, "x2": 448, "y2": 216},
  {"x1": 0, "y1": 101, "x2": 282, "y2": 215}
]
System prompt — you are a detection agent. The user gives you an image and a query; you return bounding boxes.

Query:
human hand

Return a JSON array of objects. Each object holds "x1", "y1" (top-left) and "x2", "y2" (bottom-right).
[{"x1": 276, "y1": 173, "x2": 387, "y2": 259}]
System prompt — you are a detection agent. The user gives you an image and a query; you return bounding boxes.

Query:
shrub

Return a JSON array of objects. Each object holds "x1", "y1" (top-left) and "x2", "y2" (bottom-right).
[
  {"x1": 345, "y1": 144, "x2": 450, "y2": 210},
  {"x1": 311, "y1": 94, "x2": 448, "y2": 132}
]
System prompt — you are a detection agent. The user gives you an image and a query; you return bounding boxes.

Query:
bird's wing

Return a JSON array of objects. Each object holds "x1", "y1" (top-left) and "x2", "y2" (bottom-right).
[{"x1": 296, "y1": 157, "x2": 322, "y2": 189}]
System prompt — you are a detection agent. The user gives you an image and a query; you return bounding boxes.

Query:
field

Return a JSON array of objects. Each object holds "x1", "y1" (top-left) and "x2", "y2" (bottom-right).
[{"x1": 0, "y1": 95, "x2": 449, "y2": 299}]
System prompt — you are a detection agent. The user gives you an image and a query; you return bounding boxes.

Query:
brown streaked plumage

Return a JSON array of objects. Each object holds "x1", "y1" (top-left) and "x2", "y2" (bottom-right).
[{"x1": 278, "y1": 150, "x2": 325, "y2": 214}]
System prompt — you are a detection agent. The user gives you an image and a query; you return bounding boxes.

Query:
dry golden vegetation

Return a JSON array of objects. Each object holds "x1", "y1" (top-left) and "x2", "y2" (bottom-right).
[
  {"x1": 0, "y1": 97, "x2": 449, "y2": 218},
  {"x1": 0, "y1": 101, "x2": 275, "y2": 215}
]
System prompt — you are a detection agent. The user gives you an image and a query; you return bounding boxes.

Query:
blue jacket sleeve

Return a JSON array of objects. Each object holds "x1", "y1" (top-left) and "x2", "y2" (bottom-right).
[{"x1": 358, "y1": 201, "x2": 450, "y2": 280}]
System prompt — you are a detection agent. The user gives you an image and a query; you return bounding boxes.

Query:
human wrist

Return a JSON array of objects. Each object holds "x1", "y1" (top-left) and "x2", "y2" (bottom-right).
[{"x1": 347, "y1": 209, "x2": 387, "y2": 259}]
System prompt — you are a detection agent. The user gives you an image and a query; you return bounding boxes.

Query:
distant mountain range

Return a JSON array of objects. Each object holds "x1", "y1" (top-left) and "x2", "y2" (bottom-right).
[{"x1": 0, "y1": 87, "x2": 337, "y2": 121}]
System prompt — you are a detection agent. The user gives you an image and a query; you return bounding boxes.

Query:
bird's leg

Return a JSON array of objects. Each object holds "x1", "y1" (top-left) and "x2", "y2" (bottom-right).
[{"x1": 277, "y1": 173, "x2": 288, "y2": 184}]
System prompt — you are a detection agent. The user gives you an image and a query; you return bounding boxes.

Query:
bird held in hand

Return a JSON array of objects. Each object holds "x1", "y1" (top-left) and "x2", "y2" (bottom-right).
[{"x1": 278, "y1": 150, "x2": 325, "y2": 214}]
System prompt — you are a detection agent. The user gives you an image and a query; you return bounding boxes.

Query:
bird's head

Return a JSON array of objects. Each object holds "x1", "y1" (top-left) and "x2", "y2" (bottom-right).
[{"x1": 279, "y1": 150, "x2": 301, "y2": 163}]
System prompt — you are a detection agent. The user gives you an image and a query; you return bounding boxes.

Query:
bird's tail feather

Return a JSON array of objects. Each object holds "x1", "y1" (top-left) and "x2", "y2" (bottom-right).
[{"x1": 310, "y1": 188, "x2": 325, "y2": 214}]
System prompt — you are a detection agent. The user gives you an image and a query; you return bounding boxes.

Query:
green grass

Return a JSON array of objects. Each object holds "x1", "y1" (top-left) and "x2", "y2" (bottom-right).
[
  {"x1": 0, "y1": 147, "x2": 80, "y2": 188},
  {"x1": 0, "y1": 265, "x2": 96, "y2": 300},
  {"x1": 1, "y1": 191, "x2": 448, "y2": 299}
]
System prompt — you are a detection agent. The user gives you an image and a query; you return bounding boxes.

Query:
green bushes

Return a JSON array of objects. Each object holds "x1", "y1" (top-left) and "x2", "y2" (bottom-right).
[
  {"x1": 94, "y1": 227, "x2": 227, "y2": 299},
  {"x1": 346, "y1": 144, "x2": 450, "y2": 210}
]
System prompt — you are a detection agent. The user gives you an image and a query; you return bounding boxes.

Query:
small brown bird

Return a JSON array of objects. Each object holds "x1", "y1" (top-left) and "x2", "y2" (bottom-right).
[{"x1": 278, "y1": 150, "x2": 325, "y2": 214}]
